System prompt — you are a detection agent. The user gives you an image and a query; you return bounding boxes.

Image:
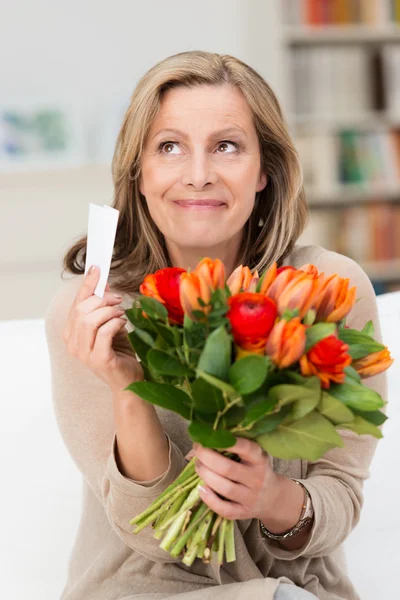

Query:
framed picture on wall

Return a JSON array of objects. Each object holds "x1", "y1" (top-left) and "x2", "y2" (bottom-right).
[{"x1": 0, "y1": 102, "x2": 87, "y2": 172}]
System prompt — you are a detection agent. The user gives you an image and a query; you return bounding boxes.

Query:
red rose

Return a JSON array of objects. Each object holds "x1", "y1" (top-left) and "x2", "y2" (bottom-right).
[
  {"x1": 227, "y1": 292, "x2": 277, "y2": 353},
  {"x1": 300, "y1": 334, "x2": 352, "y2": 389},
  {"x1": 140, "y1": 267, "x2": 186, "y2": 325}
]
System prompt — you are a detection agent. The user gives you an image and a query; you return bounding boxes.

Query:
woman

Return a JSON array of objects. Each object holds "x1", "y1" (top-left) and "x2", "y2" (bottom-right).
[{"x1": 45, "y1": 51, "x2": 387, "y2": 600}]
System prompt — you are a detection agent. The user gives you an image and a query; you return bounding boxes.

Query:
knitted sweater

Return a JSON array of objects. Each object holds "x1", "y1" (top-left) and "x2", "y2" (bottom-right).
[{"x1": 44, "y1": 244, "x2": 388, "y2": 600}]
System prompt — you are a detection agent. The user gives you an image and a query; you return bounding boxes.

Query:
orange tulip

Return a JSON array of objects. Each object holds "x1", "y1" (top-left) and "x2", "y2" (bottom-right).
[
  {"x1": 179, "y1": 272, "x2": 209, "y2": 320},
  {"x1": 300, "y1": 334, "x2": 352, "y2": 389},
  {"x1": 268, "y1": 271, "x2": 325, "y2": 319},
  {"x1": 265, "y1": 317, "x2": 307, "y2": 369},
  {"x1": 227, "y1": 292, "x2": 278, "y2": 354},
  {"x1": 194, "y1": 257, "x2": 225, "y2": 298},
  {"x1": 299, "y1": 263, "x2": 321, "y2": 278},
  {"x1": 258, "y1": 262, "x2": 279, "y2": 294},
  {"x1": 264, "y1": 266, "x2": 299, "y2": 301},
  {"x1": 179, "y1": 258, "x2": 226, "y2": 321},
  {"x1": 227, "y1": 265, "x2": 258, "y2": 295},
  {"x1": 140, "y1": 267, "x2": 186, "y2": 324},
  {"x1": 314, "y1": 274, "x2": 357, "y2": 323},
  {"x1": 353, "y1": 347, "x2": 394, "y2": 378}
]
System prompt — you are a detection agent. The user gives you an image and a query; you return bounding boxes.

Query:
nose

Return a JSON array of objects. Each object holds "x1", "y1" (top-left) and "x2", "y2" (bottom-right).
[{"x1": 181, "y1": 149, "x2": 218, "y2": 189}]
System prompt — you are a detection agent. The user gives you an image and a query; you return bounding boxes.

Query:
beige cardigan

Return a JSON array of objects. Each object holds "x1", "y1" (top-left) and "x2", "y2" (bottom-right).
[{"x1": 44, "y1": 244, "x2": 388, "y2": 600}]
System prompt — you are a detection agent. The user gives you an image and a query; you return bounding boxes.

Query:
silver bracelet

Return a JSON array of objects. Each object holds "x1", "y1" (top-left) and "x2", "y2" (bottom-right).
[{"x1": 259, "y1": 480, "x2": 314, "y2": 541}]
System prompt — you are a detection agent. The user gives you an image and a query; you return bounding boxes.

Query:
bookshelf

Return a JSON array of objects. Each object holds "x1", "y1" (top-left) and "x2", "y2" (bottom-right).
[{"x1": 281, "y1": 0, "x2": 400, "y2": 293}]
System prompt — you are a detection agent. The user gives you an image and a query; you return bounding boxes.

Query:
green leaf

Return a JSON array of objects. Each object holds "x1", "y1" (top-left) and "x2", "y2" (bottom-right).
[
  {"x1": 242, "y1": 395, "x2": 278, "y2": 426},
  {"x1": 223, "y1": 405, "x2": 246, "y2": 427},
  {"x1": 133, "y1": 327, "x2": 156, "y2": 347},
  {"x1": 282, "y1": 308, "x2": 300, "y2": 321},
  {"x1": 127, "y1": 330, "x2": 154, "y2": 364},
  {"x1": 337, "y1": 416, "x2": 383, "y2": 439},
  {"x1": 256, "y1": 411, "x2": 345, "y2": 461},
  {"x1": 197, "y1": 325, "x2": 232, "y2": 381},
  {"x1": 152, "y1": 321, "x2": 178, "y2": 347},
  {"x1": 228, "y1": 355, "x2": 271, "y2": 395},
  {"x1": 318, "y1": 391, "x2": 355, "y2": 424},
  {"x1": 268, "y1": 384, "x2": 319, "y2": 408},
  {"x1": 344, "y1": 365, "x2": 361, "y2": 383},
  {"x1": 305, "y1": 323, "x2": 336, "y2": 352},
  {"x1": 240, "y1": 406, "x2": 293, "y2": 438},
  {"x1": 361, "y1": 320, "x2": 375, "y2": 338},
  {"x1": 147, "y1": 349, "x2": 193, "y2": 377},
  {"x1": 351, "y1": 408, "x2": 387, "y2": 426},
  {"x1": 303, "y1": 309, "x2": 316, "y2": 326},
  {"x1": 338, "y1": 327, "x2": 385, "y2": 360},
  {"x1": 283, "y1": 372, "x2": 321, "y2": 390},
  {"x1": 290, "y1": 388, "x2": 321, "y2": 421},
  {"x1": 328, "y1": 381, "x2": 385, "y2": 411},
  {"x1": 139, "y1": 295, "x2": 168, "y2": 321},
  {"x1": 188, "y1": 421, "x2": 236, "y2": 449},
  {"x1": 126, "y1": 381, "x2": 192, "y2": 420},
  {"x1": 190, "y1": 377, "x2": 224, "y2": 412},
  {"x1": 196, "y1": 369, "x2": 239, "y2": 399}
]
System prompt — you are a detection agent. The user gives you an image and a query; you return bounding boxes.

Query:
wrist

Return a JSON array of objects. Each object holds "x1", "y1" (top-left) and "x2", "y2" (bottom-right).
[{"x1": 258, "y1": 474, "x2": 305, "y2": 535}]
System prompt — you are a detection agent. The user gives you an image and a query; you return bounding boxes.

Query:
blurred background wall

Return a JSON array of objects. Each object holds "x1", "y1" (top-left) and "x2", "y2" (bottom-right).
[{"x1": 1, "y1": 0, "x2": 400, "y2": 321}]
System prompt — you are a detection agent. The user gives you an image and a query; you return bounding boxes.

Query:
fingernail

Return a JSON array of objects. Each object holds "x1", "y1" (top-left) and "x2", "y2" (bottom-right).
[
  {"x1": 113, "y1": 294, "x2": 123, "y2": 299},
  {"x1": 89, "y1": 265, "x2": 97, "y2": 274},
  {"x1": 198, "y1": 485, "x2": 208, "y2": 495}
]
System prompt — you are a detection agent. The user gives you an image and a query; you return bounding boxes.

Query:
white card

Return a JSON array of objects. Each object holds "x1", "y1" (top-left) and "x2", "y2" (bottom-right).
[{"x1": 84, "y1": 203, "x2": 120, "y2": 298}]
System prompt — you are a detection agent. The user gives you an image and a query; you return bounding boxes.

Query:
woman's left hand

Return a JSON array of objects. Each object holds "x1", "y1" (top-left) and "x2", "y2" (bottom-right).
[{"x1": 190, "y1": 437, "x2": 282, "y2": 521}]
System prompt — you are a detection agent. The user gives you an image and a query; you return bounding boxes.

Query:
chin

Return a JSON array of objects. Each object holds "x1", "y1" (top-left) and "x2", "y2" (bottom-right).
[{"x1": 171, "y1": 231, "x2": 227, "y2": 250}]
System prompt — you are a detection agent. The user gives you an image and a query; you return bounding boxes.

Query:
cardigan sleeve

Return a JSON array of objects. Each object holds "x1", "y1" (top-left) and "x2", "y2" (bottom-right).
[
  {"x1": 44, "y1": 274, "x2": 187, "y2": 563},
  {"x1": 260, "y1": 249, "x2": 389, "y2": 560}
]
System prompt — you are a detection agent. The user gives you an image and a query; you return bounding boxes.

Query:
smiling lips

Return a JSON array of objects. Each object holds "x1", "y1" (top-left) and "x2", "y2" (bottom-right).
[{"x1": 173, "y1": 199, "x2": 226, "y2": 207}]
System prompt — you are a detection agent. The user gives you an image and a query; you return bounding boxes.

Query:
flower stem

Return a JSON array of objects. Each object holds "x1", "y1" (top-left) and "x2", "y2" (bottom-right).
[
  {"x1": 129, "y1": 460, "x2": 197, "y2": 526},
  {"x1": 213, "y1": 396, "x2": 242, "y2": 430},
  {"x1": 182, "y1": 511, "x2": 213, "y2": 566},
  {"x1": 224, "y1": 519, "x2": 236, "y2": 562},
  {"x1": 169, "y1": 503, "x2": 210, "y2": 557},
  {"x1": 153, "y1": 494, "x2": 186, "y2": 539},
  {"x1": 156, "y1": 486, "x2": 201, "y2": 533},
  {"x1": 131, "y1": 475, "x2": 199, "y2": 534},
  {"x1": 218, "y1": 518, "x2": 227, "y2": 565},
  {"x1": 159, "y1": 511, "x2": 187, "y2": 552}
]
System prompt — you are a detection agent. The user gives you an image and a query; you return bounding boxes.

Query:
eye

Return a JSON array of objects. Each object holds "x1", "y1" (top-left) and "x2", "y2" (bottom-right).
[
  {"x1": 158, "y1": 141, "x2": 180, "y2": 154},
  {"x1": 217, "y1": 140, "x2": 240, "y2": 153},
  {"x1": 157, "y1": 140, "x2": 240, "y2": 154}
]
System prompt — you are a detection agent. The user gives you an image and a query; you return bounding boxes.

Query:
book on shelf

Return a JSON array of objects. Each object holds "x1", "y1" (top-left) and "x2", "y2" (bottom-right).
[
  {"x1": 289, "y1": 45, "x2": 400, "y2": 118},
  {"x1": 282, "y1": 0, "x2": 400, "y2": 27},
  {"x1": 301, "y1": 201, "x2": 400, "y2": 265},
  {"x1": 295, "y1": 128, "x2": 400, "y2": 191}
]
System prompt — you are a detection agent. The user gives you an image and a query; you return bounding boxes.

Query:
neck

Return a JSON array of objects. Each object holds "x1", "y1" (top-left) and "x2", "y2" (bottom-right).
[{"x1": 166, "y1": 232, "x2": 243, "y2": 278}]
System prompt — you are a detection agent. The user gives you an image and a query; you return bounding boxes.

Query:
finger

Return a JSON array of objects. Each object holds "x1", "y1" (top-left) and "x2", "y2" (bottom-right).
[
  {"x1": 76, "y1": 306, "x2": 127, "y2": 356},
  {"x1": 185, "y1": 448, "x2": 195, "y2": 461},
  {"x1": 65, "y1": 286, "x2": 122, "y2": 343},
  {"x1": 90, "y1": 316, "x2": 128, "y2": 364},
  {"x1": 197, "y1": 484, "x2": 244, "y2": 520},
  {"x1": 223, "y1": 437, "x2": 267, "y2": 467},
  {"x1": 195, "y1": 460, "x2": 249, "y2": 505},
  {"x1": 75, "y1": 265, "x2": 102, "y2": 306},
  {"x1": 193, "y1": 445, "x2": 248, "y2": 484}
]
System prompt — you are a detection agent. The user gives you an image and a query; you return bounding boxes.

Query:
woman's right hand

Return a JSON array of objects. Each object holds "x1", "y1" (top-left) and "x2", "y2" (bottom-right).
[{"x1": 62, "y1": 265, "x2": 144, "y2": 394}]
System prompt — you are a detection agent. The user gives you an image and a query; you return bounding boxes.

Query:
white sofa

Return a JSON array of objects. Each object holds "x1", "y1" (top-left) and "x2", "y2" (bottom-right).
[{"x1": 1, "y1": 292, "x2": 399, "y2": 600}]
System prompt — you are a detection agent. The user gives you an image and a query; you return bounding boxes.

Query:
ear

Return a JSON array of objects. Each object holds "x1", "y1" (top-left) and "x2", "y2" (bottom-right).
[{"x1": 256, "y1": 172, "x2": 267, "y2": 193}]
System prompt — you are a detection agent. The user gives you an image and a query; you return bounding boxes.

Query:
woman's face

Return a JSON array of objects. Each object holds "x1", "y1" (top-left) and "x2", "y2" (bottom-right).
[{"x1": 139, "y1": 83, "x2": 267, "y2": 257}]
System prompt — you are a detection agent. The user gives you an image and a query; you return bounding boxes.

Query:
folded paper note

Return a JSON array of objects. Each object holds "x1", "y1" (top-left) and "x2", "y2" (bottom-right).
[{"x1": 84, "y1": 203, "x2": 120, "y2": 298}]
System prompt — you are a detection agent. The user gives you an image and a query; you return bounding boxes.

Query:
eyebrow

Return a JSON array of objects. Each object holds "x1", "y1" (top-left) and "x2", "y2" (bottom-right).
[{"x1": 151, "y1": 126, "x2": 248, "y2": 141}]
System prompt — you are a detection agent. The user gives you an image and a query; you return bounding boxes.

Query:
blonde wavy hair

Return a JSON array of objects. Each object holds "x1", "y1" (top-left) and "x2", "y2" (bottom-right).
[{"x1": 62, "y1": 50, "x2": 308, "y2": 295}]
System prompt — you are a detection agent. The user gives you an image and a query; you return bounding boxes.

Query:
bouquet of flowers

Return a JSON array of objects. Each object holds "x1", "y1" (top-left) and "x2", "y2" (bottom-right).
[{"x1": 125, "y1": 258, "x2": 393, "y2": 566}]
